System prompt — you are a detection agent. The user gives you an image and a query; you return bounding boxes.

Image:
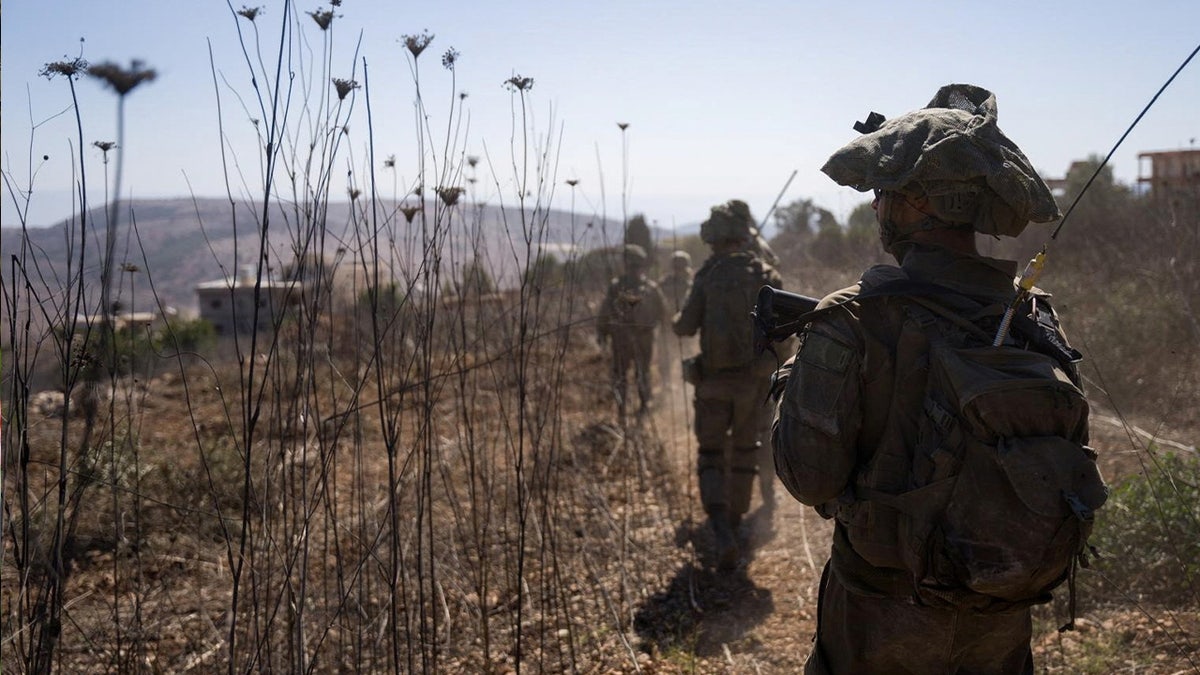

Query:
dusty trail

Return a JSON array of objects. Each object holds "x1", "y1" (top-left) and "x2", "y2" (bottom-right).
[{"x1": 621, "y1": 369, "x2": 828, "y2": 672}]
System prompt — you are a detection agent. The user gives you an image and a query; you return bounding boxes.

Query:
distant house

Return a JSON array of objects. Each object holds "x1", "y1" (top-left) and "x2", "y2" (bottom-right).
[
  {"x1": 1138, "y1": 149, "x2": 1200, "y2": 199},
  {"x1": 195, "y1": 265, "x2": 300, "y2": 336}
]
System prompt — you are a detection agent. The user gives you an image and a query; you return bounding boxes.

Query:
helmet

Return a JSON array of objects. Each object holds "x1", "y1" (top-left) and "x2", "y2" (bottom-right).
[
  {"x1": 623, "y1": 243, "x2": 648, "y2": 267},
  {"x1": 821, "y1": 84, "x2": 1061, "y2": 236},
  {"x1": 700, "y1": 201, "x2": 753, "y2": 244},
  {"x1": 670, "y1": 250, "x2": 691, "y2": 268}
]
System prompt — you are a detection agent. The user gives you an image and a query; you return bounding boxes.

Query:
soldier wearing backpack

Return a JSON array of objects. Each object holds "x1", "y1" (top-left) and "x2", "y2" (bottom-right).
[
  {"x1": 597, "y1": 244, "x2": 668, "y2": 422},
  {"x1": 772, "y1": 84, "x2": 1106, "y2": 674},
  {"x1": 674, "y1": 201, "x2": 783, "y2": 570}
]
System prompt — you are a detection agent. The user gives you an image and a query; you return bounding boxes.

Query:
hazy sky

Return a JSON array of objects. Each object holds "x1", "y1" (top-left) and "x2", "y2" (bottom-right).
[{"x1": 3, "y1": 1, "x2": 1198, "y2": 231}]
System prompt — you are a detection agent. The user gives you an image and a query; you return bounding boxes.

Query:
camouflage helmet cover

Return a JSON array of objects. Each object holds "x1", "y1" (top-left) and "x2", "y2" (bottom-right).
[
  {"x1": 820, "y1": 84, "x2": 1061, "y2": 236},
  {"x1": 623, "y1": 243, "x2": 648, "y2": 266},
  {"x1": 670, "y1": 250, "x2": 692, "y2": 267},
  {"x1": 700, "y1": 200, "x2": 754, "y2": 244}
]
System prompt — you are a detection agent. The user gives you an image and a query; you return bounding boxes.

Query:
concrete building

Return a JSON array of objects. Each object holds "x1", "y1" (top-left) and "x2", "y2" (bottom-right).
[
  {"x1": 195, "y1": 265, "x2": 300, "y2": 336},
  {"x1": 1137, "y1": 148, "x2": 1200, "y2": 201}
]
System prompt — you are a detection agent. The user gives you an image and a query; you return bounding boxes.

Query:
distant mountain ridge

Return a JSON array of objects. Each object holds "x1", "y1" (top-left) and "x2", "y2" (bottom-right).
[{"x1": 1, "y1": 197, "x2": 658, "y2": 315}]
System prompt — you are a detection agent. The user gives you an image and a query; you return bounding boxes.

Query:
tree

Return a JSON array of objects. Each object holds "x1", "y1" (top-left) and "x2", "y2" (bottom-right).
[
  {"x1": 774, "y1": 198, "x2": 838, "y2": 237},
  {"x1": 769, "y1": 198, "x2": 840, "y2": 264}
]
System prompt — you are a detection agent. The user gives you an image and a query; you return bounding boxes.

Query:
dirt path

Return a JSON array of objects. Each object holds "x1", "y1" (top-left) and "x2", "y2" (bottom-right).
[{"x1": 620, "y1": 375, "x2": 828, "y2": 673}]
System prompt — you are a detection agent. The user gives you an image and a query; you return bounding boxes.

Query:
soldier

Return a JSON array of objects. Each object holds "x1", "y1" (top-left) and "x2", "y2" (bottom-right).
[
  {"x1": 772, "y1": 84, "x2": 1083, "y2": 673},
  {"x1": 674, "y1": 201, "x2": 783, "y2": 570},
  {"x1": 597, "y1": 244, "x2": 668, "y2": 422},
  {"x1": 656, "y1": 250, "x2": 693, "y2": 383}
]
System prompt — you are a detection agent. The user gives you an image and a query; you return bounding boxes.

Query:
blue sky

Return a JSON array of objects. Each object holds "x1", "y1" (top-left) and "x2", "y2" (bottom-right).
[{"x1": 2, "y1": 0, "x2": 1198, "y2": 230}]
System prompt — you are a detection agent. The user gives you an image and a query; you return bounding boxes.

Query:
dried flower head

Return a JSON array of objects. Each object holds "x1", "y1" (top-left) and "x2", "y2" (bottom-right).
[
  {"x1": 503, "y1": 75, "x2": 534, "y2": 92},
  {"x1": 467, "y1": 156, "x2": 479, "y2": 168},
  {"x1": 308, "y1": 9, "x2": 335, "y2": 30},
  {"x1": 441, "y1": 48, "x2": 460, "y2": 70},
  {"x1": 121, "y1": 262, "x2": 140, "y2": 273},
  {"x1": 617, "y1": 122, "x2": 629, "y2": 131},
  {"x1": 565, "y1": 179, "x2": 579, "y2": 187},
  {"x1": 40, "y1": 57, "x2": 89, "y2": 80},
  {"x1": 237, "y1": 6, "x2": 262, "y2": 21},
  {"x1": 332, "y1": 78, "x2": 359, "y2": 100},
  {"x1": 330, "y1": 0, "x2": 342, "y2": 5},
  {"x1": 436, "y1": 186, "x2": 464, "y2": 207},
  {"x1": 412, "y1": 184, "x2": 423, "y2": 196},
  {"x1": 93, "y1": 140, "x2": 117, "y2": 153},
  {"x1": 400, "y1": 205, "x2": 420, "y2": 223},
  {"x1": 348, "y1": 187, "x2": 361, "y2": 200},
  {"x1": 402, "y1": 32, "x2": 434, "y2": 58},
  {"x1": 383, "y1": 155, "x2": 396, "y2": 169},
  {"x1": 459, "y1": 91, "x2": 468, "y2": 100},
  {"x1": 88, "y1": 60, "x2": 156, "y2": 96}
]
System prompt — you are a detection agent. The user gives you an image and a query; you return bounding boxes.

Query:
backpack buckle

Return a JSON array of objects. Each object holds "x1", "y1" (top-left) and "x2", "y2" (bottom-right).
[{"x1": 1063, "y1": 490, "x2": 1094, "y2": 522}]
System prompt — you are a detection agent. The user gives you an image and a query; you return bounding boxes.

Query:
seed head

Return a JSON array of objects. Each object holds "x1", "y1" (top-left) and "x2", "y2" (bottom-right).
[
  {"x1": 88, "y1": 60, "x2": 156, "y2": 96},
  {"x1": 467, "y1": 156, "x2": 479, "y2": 168},
  {"x1": 503, "y1": 75, "x2": 534, "y2": 92},
  {"x1": 40, "y1": 57, "x2": 89, "y2": 80},
  {"x1": 617, "y1": 122, "x2": 629, "y2": 131},
  {"x1": 565, "y1": 179, "x2": 579, "y2": 187},
  {"x1": 403, "y1": 32, "x2": 434, "y2": 58},
  {"x1": 121, "y1": 263, "x2": 140, "y2": 273},
  {"x1": 237, "y1": 6, "x2": 262, "y2": 21},
  {"x1": 332, "y1": 78, "x2": 359, "y2": 100},
  {"x1": 441, "y1": 48, "x2": 460, "y2": 71},
  {"x1": 384, "y1": 155, "x2": 396, "y2": 169},
  {"x1": 400, "y1": 205, "x2": 420, "y2": 223},
  {"x1": 348, "y1": 187, "x2": 361, "y2": 201},
  {"x1": 459, "y1": 91, "x2": 469, "y2": 101},
  {"x1": 308, "y1": 9, "x2": 335, "y2": 30},
  {"x1": 436, "y1": 186, "x2": 464, "y2": 207},
  {"x1": 93, "y1": 140, "x2": 117, "y2": 153}
]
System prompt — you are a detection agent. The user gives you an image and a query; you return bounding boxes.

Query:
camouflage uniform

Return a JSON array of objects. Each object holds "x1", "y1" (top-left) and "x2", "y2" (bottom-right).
[
  {"x1": 597, "y1": 245, "x2": 668, "y2": 420},
  {"x1": 772, "y1": 85, "x2": 1067, "y2": 673},
  {"x1": 674, "y1": 203, "x2": 782, "y2": 569}
]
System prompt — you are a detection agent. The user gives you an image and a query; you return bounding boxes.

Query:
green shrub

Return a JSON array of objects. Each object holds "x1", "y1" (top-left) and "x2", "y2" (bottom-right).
[
  {"x1": 156, "y1": 316, "x2": 216, "y2": 354},
  {"x1": 1089, "y1": 450, "x2": 1200, "y2": 605}
]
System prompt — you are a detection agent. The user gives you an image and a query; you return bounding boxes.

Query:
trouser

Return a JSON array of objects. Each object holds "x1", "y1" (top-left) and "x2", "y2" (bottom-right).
[
  {"x1": 755, "y1": 394, "x2": 776, "y2": 506},
  {"x1": 610, "y1": 331, "x2": 655, "y2": 415},
  {"x1": 805, "y1": 563, "x2": 1035, "y2": 675},
  {"x1": 693, "y1": 369, "x2": 770, "y2": 517}
]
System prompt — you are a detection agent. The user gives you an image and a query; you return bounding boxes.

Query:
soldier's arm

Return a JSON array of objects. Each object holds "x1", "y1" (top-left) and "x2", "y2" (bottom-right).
[{"x1": 772, "y1": 313, "x2": 864, "y2": 508}]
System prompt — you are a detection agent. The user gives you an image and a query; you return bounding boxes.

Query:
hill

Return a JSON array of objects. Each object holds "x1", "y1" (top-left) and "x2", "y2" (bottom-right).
[{"x1": 1, "y1": 197, "x2": 635, "y2": 315}]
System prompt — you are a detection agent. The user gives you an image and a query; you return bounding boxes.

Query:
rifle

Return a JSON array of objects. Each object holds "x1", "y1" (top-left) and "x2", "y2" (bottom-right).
[{"x1": 753, "y1": 285, "x2": 821, "y2": 353}]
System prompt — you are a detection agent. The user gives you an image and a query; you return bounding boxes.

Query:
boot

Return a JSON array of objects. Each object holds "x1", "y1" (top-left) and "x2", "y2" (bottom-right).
[{"x1": 709, "y1": 509, "x2": 740, "y2": 571}]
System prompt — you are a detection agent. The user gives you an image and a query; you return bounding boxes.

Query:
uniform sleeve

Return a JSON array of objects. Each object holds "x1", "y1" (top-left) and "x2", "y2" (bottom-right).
[
  {"x1": 672, "y1": 273, "x2": 704, "y2": 337},
  {"x1": 772, "y1": 312, "x2": 864, "y2": 507}
]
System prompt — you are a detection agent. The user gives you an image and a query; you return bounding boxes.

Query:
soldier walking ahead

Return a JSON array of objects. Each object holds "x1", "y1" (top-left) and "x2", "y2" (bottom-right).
[
  {"x1": 674, "y1": 202, "x2": 782, "y2": 570},
  {"x1": 597, "y1": 244, "x2": 668, "y2": 422},
  {"x1": 773, "y1": 84, "x2": 1104, "y2": 673}
]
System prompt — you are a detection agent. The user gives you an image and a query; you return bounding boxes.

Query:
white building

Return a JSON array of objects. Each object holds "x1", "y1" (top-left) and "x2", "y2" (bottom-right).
[{"x1": 195, "y1": 265, "x2": 300, "y2": 336}]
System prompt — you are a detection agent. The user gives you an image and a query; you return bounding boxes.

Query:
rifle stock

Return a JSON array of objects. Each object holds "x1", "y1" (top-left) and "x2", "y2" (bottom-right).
[{"x1": 753, "y1": 285, "x2": 821, "y2": 351}]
